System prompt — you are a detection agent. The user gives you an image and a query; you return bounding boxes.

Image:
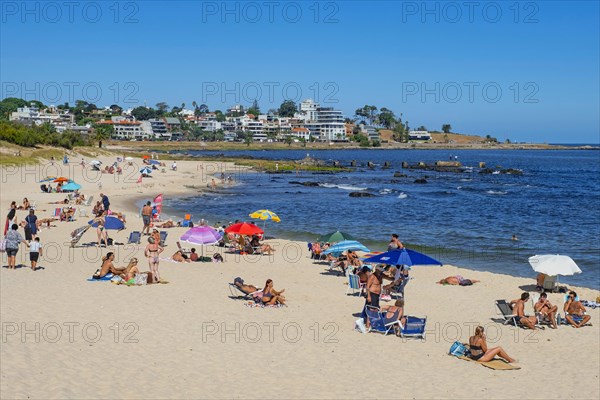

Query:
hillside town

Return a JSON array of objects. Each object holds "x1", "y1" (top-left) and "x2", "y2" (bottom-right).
[{"x1": 5, "y1": 98, "x2": 438, "y2": 145}]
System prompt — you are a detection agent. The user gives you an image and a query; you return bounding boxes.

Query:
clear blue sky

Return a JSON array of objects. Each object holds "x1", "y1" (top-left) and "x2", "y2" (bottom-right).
[{"x1": 1, "y1": 1, "x2": 598, "y2": 143}]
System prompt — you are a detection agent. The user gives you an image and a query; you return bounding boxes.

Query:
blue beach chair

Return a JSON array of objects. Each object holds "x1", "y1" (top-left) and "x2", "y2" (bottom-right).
[
  {"x1": 399, "y1": 316, "x2": 427, "y2": 339},
  {"x1": 364, "y1": 306, "x2": 400, "y2": 336},
  {"x1": 346, "y1": 273, "x2": 366, "y2": 296}
]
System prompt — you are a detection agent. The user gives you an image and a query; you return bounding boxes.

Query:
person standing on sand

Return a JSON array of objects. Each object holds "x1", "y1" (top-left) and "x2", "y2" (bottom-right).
[
  {"x1": 29, "y1": 237, "x2": 43, "y2": 271},
  {"x1": 100, "y1": 193, "x2": 110, "y2": 212},
  {"x1": 141, "y1": 201, "x2": 152, "y2": 236},
  {"x1": 387, "y1": 234, "x2": 404, "y2": 250},
  {"x1": 5, "y1": 224, "x2": 28, "y2": 269},
  {"x1": 144, "y1": 236, "x2": 164, "y2": 282},
  {"x1": 211, "y1": 179, "x2": 216, "y2": 191},
  {"x1": 24, "y1": 209, "x2": 38, "y2": 241},
  {"x1": 5, "y1": 201, "x2": 17, "y2": 236}
]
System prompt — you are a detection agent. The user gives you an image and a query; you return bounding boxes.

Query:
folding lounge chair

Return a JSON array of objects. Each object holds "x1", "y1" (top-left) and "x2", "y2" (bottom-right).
[
  {"x1": 364, "y1": 306, "x2": 401, "y2": 336},
  {"x1": 159, "y1": 231, "x2": 168, "y2": 246},
  {"x1": 228, "y1": 282, "x2": 263, "y2": 300},
  {"x1": 176, "y1": 241, "x2": 190, "y2": 255},
  {"x1": 346, "y1": 273, "x2": 366, "y2": 296},
  {"x1": 79, "y1": 209, "x2": 88, "y2": 217},
  {"x1": 83, "y1": 196, "x2": 93, "y2": 207},
  {"x1": 399, "y1": 316, "x2": 427, "y2": 339},
  {"x1": 389, "y1": 276, "x2": 410, "y2": 300},
  {"x1": 543, "y1": 275, "x2": 558, "y2": 293},
  {"x1": 128, "y1": 231, "x2": 141, "y2": 244},
  {"x1": 181, "y1": 214, "x2": 192, "y2": 227},
  {"x1": 495, "y1": 300, "x2": 520, "y2": 327},
  {"x1": 53, "y1": 208, "x2": 61, "y2": 218}
]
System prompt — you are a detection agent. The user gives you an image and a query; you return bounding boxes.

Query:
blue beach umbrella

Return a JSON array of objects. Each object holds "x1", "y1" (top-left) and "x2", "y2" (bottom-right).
[
  {"x1": 140, "y1": 166, "x2": 152, "y2": 174},
  {"x1": 149, "y1": 159, "x2": 161, "y2": 165},
  {"x1": 88, "y1": 216, "x2": 125, "y2": 230},
  {"x1": 362, "y1": 248, "x2": 442, "y2": 266},
  {"x1": 38, "y1": 176, "x2": 57, "y2": 182},
  {"x1": 61, "y1": 181, "x2": 81, "y2": 192},
  {"x1": 323, "y1": 240, "x2": 370, "y2": 256}
]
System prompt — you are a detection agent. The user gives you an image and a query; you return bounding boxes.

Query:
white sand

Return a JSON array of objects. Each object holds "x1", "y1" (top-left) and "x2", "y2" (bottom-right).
[{"x1": 1, "y1": 153, "x2": 599, "y2": 399}]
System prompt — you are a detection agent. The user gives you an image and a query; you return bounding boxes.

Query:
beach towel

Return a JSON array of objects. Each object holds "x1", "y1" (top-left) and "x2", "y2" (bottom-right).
[
  {"x1": 456, "y1": 356, "x2": 521, "y2": 370},
  {"x1": 581, "y1": 300, "x2": 600, "y2": 309},
  {"x1": 87, "y1": 273, "x2": 114, "y2": 282},
  {"x1": 244, "y1": 301, "x2": 284, "y2": 309}
]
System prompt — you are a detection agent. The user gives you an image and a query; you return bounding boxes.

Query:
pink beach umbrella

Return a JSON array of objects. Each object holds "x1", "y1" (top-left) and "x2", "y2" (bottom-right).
[{"x1": 180, "y1": 226, "x2": 223, "y2": 245}]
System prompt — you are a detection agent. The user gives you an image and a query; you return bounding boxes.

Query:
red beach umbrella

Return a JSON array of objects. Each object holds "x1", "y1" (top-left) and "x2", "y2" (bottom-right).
[
  {"x1": 53, "y1": 177, "x2": 69, "y2": 183},
  {"x1": 224, "y1": 222, "x2": 264, "y2": 236}
]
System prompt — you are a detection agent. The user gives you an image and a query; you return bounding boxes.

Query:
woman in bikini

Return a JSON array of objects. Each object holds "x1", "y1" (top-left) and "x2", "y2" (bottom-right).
[
  {"x1": 119, "y1": 258, "x2": 140, "y2": 281},
  {"x1": 468, "y1": 326, "x2": 516, "y2": 363},
  {"x1": 261, "y1": 279, "x2": 286, "y2": 305},
  {"x1": 144, "y1": 236, "x2": 164, "y2": 282},
  {"x1": 94, "y1": 214, "x2": 109, "y2": 247},
  {"x1": 437, "y1": 276, "x2": 480, "y2": 285}
]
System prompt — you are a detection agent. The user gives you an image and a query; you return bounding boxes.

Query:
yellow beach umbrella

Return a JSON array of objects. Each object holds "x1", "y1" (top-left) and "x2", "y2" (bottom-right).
[{"x1": 249, "y1": 209, "x2": 281, "y2": 223}]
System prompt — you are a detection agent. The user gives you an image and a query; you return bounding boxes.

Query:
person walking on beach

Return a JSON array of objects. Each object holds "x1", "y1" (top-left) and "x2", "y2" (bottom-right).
[
  {"x1": 144, "y1": 236, "x2": 164, "y2": 283},
  {"x1": 94, "y1": 215, "x2": 109, "y2": 247},
  {"x1": 29, "y1": 237, "x2": 43, "y2": 271},
  {"x1": 211, "y1": 179, "x2": 216, "y2": 191},
  {"x1": 5, "y1": 224, "x2": 28, "y2": 269},
  {"x1": 4, "y1": 201, "x2": 17, "y2": 236},
  {"x1": 468, "y1": 326, "x2": 517, "y2": 364},
  {"x1": 24, "y1": 209, "x2": 38, "y2": 241},
  {"x1": 387, "y1": 234, "x2": 404, "y2": 251},
  {"x1": 141, "y1": 201, "x2": 152, "y2": 236},
  {"x1": 100, "y1": 193, "x2": 110, "y2": 212}
]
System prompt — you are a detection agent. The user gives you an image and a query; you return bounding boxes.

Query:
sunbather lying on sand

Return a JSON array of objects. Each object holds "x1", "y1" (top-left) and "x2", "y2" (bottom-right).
[
  {"x1": 172, "y1": 250, "x2": 191, "y2": 263},
  {"x1": 156, "y1": 219, "x2": 175, "y2": 228},
  {"x1": 437, "y1": 276, "x2": 480, "y2": 286},
  {"x1": 233, "y1": 277, "x2": 260, "y2": 294}
]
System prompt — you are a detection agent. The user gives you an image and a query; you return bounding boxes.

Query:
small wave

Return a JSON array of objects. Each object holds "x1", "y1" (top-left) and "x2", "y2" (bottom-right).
[
  {"x1": 398, "y1": 192, "x2": 408, "y2": 199},
  {"x1": 320, "y1": 183, "x2": 368, "y2": 191},
  {"x1": 486, "y1": 190, "x2": 507, "y2": 195},
  {"x1": 379, "y1": 188, "x2": 397, "y2": 195},
  {"x1": 460, "y1": 178, "x2": 472, "y2": 182}
]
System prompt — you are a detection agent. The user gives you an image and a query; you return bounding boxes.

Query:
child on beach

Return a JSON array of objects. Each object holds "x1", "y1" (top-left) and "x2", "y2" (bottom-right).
[{"x1": 29, "y1": 237, "x2": 43, "y2": 271}]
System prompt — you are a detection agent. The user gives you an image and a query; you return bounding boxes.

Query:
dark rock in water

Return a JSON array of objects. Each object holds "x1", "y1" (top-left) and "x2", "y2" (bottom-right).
[
  {"x1": 479, "y1": 168, "x2": 495, "y2": 174},
  {"x1": 501, "y1": 168, "x2": 523, "y2": 175},
  {"x1": 393, "y1": 172, "x2": 407, "y2": 178},
  {"x1": 390, "y1": 179, "x2": 401, "y2": 184},
  {"x1": 414, "y1": 178, "x2": 428, "y2": 184},
  {"x1": 349, "y1": 192, "x2": 376, "y2": 197},
  {"x1": 288, "y1": 181, "x2": 319, "y2": 187}
]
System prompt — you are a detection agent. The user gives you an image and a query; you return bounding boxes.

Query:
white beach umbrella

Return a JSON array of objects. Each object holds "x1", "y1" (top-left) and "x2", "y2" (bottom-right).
[
  {"x1": 125, "y1": 157, "x2": 133, "y2": 161},
  {"x1": 90, "y1": 160, "x2": 102, "y2": 165},
  {"x1": 528, "y1": 254, "x2": 582, "y2": 276}
]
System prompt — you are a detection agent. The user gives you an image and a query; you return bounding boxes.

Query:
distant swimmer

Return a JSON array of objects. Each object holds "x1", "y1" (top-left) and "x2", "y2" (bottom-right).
[{"x1": 512, "y1": 234, "x2": 519, "y2": 241}]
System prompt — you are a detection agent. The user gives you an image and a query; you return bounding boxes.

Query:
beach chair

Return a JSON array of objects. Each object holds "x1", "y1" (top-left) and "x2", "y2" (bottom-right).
[
  {"x1": 128, "y1": 231, "x2": 141, "y2": 244},
  {"x1": 176, "y1": 241, "x2": 190, "y2": 255},
  {"x1": 399, "y1": 316, "x2": 427, "y2": 339},
  {"x1": 228, "y1": 282, "x2": 263, "y2": 301},
  {"x1": 53, "y1": 208, "x2": 61, "y2": 218},
  {"x1": 346, "y1": 273, "x2": 366, "y2": 296},
  {"x1": 181, "y1": 214, "x2": 192, "y2": 227},
  {"x1": 543, "y1": 275, "x2": 558, "y2": 293},
  {"x1": 82, "y1": 196, "x2": 93, "y2": 207},
  {"x1": 159, "y1": 231, "x2": 168, "y2": 246},
  {"x1": 364, "y1": 306, "x2": 401, "y2": 336},
  {"x1": 79, "y1": 209, "x2": 88, "y2": 217},
  {"x1": 389, "y1": 276, "x2": 411, "y2": 299},
  {"x1": 495, "y1": 300, "x2": 520, "y2": 327}
]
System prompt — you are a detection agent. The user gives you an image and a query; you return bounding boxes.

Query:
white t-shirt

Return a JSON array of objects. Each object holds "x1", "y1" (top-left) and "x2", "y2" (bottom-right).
[{"x1": 30, "y1": 242, "x2": 42, "y2": 253}]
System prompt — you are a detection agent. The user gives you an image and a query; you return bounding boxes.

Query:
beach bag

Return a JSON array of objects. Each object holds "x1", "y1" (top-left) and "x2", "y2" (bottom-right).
[
  {"x1": 449, "y1": 341, "x2": 468, "y2": 357},
  {"x1": 355, "y1": 318, "x2": 367, "y2": 334},
  {"x1": 135, "y1": 273, "x2": 148, "y2": 286},
  {"x1": 0, "y1": 237, "x2": 6, "y2": 253}
]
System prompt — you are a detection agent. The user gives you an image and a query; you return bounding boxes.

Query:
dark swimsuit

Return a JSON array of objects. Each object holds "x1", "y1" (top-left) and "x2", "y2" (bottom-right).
[{"x1": 469, "y1": 344, "x2": 484, "y2": 360}]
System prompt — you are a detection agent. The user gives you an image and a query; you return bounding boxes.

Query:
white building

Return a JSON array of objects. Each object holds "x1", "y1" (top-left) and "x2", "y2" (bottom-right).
[
  {"x1": 408, "y1": 130, "x2": 431, "y2": 140},
  {"x1": 10, "y1": 106, "x2": 73, "y2": 126},
  {"x1": 317, "y1": 107, "x2": 346, "y2": 142}
]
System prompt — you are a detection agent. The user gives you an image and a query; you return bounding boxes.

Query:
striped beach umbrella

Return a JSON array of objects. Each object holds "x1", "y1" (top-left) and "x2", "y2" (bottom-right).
[{"x1": 323, "y1": 240, "x2": 370, "y2": 256}]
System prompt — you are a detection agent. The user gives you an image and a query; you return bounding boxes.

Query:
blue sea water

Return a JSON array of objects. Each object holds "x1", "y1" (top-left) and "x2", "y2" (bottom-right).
[{"x1": 164, "y1": 149, "x2": 600, "y2": 289}]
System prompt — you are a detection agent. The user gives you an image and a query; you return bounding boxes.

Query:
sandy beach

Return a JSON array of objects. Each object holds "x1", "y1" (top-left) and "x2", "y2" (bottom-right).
[{"x1": 1, "y1": 153, "x2": 599, "y2": 399}]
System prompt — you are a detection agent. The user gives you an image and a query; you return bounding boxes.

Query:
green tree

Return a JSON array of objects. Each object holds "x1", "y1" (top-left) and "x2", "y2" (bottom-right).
[
  {"x1": 299, "y1": 137, "x2": 307, "y2": 147},
  {"x1": 378, "y1": 107, "x2": 395, "y2": 128},
  {"x1": 284, "y1": 135, "x2": 293, "y2": 146},
  {"x1": 214, "y1": 110, "x2": 226, "y2": 122},
  {"x1": 442, "y1": 124, "x2": 452, "y2": 133},
  {"x1": 278, "y1": 100, "x2": 297, "y2": 117},
  {"x1": 248, "y1": 99, "x2": 260, "y2": 116},
  {"x1": 109, "y1": 104, "x2": 123, "y2": 114},
  {"x1": 156, "y1": 102, "x2": 169, "y2": 116},
  {"x1": 92, "y1": 123, "x2": 113, "y2": 147},
  {"x1": 244, "y1": 134, "x2": 253, "y2": 147},
  {"x1": 131, "y1": 106, "x2": 156, "y2": 121},
  {"x1": 0, "y1": 97, "x2": 29, "y2": 119}
]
